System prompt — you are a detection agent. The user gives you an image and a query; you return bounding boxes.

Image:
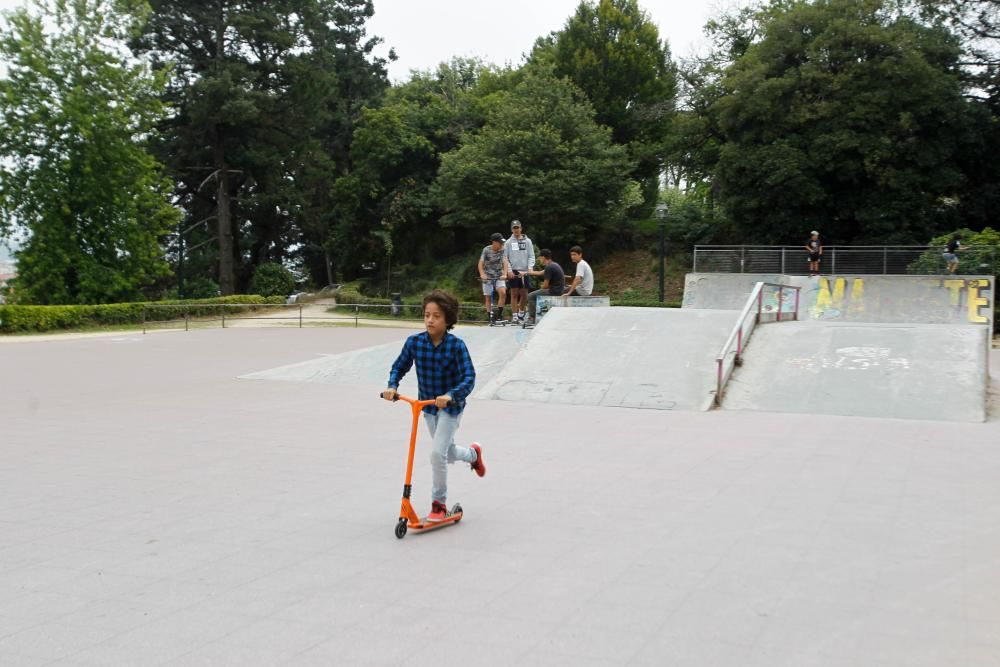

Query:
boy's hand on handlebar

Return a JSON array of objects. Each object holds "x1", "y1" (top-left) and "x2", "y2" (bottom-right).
[
  {"x1": 382, "y1": 388, "x2": 398, "y2": 401},
  {"x1": 435, "y1": 394, "x2": 452, "y2": 409}
]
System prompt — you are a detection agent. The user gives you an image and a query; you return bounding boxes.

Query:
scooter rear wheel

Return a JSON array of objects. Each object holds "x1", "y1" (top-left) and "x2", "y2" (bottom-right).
[{"x1": 394, "y1": 518, "x2": 407, "y2": 539}]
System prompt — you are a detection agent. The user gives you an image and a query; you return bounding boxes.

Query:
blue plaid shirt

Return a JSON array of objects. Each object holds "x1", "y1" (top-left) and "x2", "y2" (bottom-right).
[{"x1": 388, "y1": 331, "x2": 476, "y2": 415}]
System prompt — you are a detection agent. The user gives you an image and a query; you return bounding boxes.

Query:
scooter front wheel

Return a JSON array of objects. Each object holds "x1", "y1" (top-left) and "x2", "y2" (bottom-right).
[{"x1": 394, "y1": 518, "x2": 407, "y2": 539}]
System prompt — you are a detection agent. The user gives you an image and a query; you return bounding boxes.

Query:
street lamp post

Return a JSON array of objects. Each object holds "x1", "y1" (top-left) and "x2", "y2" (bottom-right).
[{"x1": 655, "y1": 202, "x2": 668, "y2": 303}]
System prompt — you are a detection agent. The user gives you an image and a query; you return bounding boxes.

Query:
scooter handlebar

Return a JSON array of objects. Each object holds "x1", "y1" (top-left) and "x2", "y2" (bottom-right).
[{"x1": 379, "y1": 392, "x2": 454, "y2": 408}]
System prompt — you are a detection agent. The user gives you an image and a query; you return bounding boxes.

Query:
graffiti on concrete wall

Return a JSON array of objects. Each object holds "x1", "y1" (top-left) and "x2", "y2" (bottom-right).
[{"x1": 809, "y1": 276, "x2": 993, "y2": 324}]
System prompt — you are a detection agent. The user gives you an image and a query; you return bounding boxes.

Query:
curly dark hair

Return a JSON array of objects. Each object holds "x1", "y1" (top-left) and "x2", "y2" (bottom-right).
[{"x1": 422, "y1": 289, "x2": 459, "y2": 330}]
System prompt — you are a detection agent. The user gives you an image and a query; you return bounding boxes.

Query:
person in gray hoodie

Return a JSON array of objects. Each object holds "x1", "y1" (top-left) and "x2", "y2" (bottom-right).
[{"x1": 503, "y1": 220, "x2": 535, "y2": 322}]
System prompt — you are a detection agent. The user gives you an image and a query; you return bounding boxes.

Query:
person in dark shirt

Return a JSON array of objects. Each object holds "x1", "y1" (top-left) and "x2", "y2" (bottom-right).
[
  {"x1": 804, "y1": 230, "x2": 823, "y2": 276},
  {"x1": 942, "y1": 234, "x2": 963, "y2": 274},
  {"x1": 382, "y1": 290, "x2": 486, "y2": 523},
  {"x1": 523, "y1": 248, "x2": 565, "y2": 326}
]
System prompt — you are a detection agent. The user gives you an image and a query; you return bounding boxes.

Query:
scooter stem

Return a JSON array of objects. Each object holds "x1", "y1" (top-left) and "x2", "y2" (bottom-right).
[{"x1": 389, "y1": 394, "x2": 435, "y2": 487}]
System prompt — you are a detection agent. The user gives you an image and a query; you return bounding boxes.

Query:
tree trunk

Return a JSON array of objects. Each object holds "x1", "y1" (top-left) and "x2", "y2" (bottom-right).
[
  {"x1": 215, "y1": 143, "x2": 235, "y2": 295},
  {"x1": 213, "y1": 1, "x2": 235, "y2": 296}
]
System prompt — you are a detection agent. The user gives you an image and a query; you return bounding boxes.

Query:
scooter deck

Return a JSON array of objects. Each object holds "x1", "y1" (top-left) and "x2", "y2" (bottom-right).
[{"x1": 408, "y1": 510, "x2": 463, "y2": 532}]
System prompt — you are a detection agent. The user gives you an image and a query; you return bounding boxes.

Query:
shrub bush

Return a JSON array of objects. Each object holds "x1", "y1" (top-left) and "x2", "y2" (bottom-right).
[
  {"x1": 249, "y1": 262, "x2": 296, "y2": 298},
  {"x1": 0, "y1": 295, "x2": 283, "y2": 333}
]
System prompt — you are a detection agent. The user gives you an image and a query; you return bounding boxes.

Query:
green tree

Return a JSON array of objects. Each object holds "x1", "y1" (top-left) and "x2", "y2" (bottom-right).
[
  {"x1": 543, "y1": 0, "x2": 676, "y2": 201},
  {"x1": 916, "y1": 0, "x2": 1000, "y2": 231},
  {"x1": 711, "y1": 0, "x2": 974, "y2": 244},
  {"x1": 0, "y1": 0, "x2": 179, "y2": 305},
  {"x1": 907, "y1": 227, "x2": 1000, "y2": 276},
  {"x1": 133, "y1": 0, "x2": 389, "y2": 294},
  {"x1": 435, "y1": 69, "x2": 637, "y2": 249},
  {"x1": 330, "y1": 58, "x2": 510, "y2": 283}
]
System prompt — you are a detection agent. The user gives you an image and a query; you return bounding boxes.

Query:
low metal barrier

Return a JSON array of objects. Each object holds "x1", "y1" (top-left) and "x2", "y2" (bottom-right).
[
  {"x1": 140, "y1": 302, "x2": 494, "y2": 334},
  {"x1": 694, "y1": 245, "x2": 997, "y2": 275},
  {"x1": 714, "y1": 282, "x2": 801, "y2": 406}
]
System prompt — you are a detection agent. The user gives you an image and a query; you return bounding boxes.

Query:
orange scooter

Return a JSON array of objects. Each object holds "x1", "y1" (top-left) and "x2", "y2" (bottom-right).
[{"x1": 381, "y1": 393, "x2": 463, "y2": 539}]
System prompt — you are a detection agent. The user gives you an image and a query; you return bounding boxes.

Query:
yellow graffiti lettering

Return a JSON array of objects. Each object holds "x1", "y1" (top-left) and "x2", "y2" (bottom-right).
[
  {"x1": 943, "y1": 279, "x2": 965, "y2": 306},
  {"x1": 968, "y1": 281, "x2": 989, "y2": 324},
  {"x1": 831, "y1": 277, "x2": 847, "y2": 307},
  {"x1": 813, "y1": 277, "x2": 833, "y2": 316}
]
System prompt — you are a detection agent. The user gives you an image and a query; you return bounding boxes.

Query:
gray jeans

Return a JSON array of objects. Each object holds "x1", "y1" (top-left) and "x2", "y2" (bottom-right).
[
  {"x1": 423, "y1": 411, "x2": 476, "y2": 503},
  {"x1": 527, "y1": 289, "x2": 554, "y2": 318}
]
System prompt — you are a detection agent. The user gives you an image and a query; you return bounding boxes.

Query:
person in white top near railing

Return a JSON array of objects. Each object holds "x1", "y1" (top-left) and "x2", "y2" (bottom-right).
[
  {"x1": 804, "y1": 231, "x2": 823, "y2": 276},
  {"x1": 564, "y1": 245, "x2": 594, "y2": 296}
]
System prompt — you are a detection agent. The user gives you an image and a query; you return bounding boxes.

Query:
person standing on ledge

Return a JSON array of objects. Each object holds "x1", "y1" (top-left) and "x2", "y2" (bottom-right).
[
  {"x1": 504, "y1": 220, "x2": 535, "y2": 323},
  {"x1": 805, "y1": 230, "x2": 823, "y2": 276}
]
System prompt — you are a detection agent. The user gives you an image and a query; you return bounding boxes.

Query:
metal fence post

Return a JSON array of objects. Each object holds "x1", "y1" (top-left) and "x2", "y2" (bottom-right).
[
  {"x1": 221, "y1": 305, "x2": 225, "y2": 328},
  {"x1": 831, "y1": 247, "x2": 836, "y2": 274},
  {"x1": 781, "y1": 248, "x2": 786, "y2": 274},
  {"x1": 693, "y1": 247, "x2": 699, "y2": 272},
  {"x1": 740, "y1": 247, "x2": 745, "y2": 273},
  {"x1": 299, "y1": 304, "x2": 303, "y2": 328},
  {"x1": 354, "y1": 305, "x2": 359, "y2": 328},
  {"x1": 185, "y1": 307, "x2": 189, "y2": 331},
  {"x1": 142, "y1": 307, "x2": 146, "y2": 335}
]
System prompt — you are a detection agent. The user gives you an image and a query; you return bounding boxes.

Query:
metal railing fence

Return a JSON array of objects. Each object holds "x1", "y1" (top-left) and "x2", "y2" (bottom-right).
[{"x1": 693, "y1": 245, "x2": 997, "y2": 275}]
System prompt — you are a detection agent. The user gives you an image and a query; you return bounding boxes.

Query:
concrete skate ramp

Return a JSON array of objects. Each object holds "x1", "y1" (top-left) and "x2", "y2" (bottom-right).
[
  {"x1": 684, "y1": 273, "x2": 994, "y2": 328},
  {"x1": 477, "y1": 307, "x2": 738, "y2": 411},
  {"x1": 722, "y1": 321, "x2": 989, "y2": 422},
  {"x1": 240, "y1": 326, "x2": 532, "y2": 394}
]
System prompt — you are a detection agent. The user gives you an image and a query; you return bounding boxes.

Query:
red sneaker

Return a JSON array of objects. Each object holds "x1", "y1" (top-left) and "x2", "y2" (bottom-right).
[
  {"x1": 470, "y1": 443, "x2": 486, "y2": 477},
  {"x1": 427, "y1": 500, "x2": 448, "y2": 522}
]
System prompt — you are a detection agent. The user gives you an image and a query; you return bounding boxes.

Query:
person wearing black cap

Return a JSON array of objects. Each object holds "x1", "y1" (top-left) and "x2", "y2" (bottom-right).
[
  {"x1": 503, "y1": 220, "x2": 535, "y2": 323},
  {"x1": 478, "y1": 232, "x2": 510, "y2": 322},
  {"x1": 523, "y1": 249, "x2": 565, "y2": 327}
]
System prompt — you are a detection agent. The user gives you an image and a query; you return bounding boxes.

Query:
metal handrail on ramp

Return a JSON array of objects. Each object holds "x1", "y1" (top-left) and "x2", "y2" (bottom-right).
[{"x1": 714, "y1": 282, "x2": 801, "y2": 406}]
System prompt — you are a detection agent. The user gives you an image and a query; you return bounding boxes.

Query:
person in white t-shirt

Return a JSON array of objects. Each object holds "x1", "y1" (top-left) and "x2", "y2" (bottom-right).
[{"x1": 564, "y1": 245, "x2": 594, "y2": 296}]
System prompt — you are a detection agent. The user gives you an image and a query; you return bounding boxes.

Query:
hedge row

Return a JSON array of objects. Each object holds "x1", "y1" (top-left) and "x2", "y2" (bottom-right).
[{"x1": 0, "y1": 295, "x2": 284, "y2": 333}]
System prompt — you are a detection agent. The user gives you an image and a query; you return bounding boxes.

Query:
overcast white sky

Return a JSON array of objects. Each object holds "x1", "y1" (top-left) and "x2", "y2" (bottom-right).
[
  {"x1": 0, "y1": 0, "x2": 730, "y2": 79},
  {"x1": 367, "y1": 0, "x2": 728, "y2": 81},
  {"x1": 0, "y1": 0, "x2": 731, "y2": 260}
]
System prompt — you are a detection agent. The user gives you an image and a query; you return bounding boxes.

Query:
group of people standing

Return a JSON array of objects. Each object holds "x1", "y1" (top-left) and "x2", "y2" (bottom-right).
[{"x1": 477, "y1": 219, "x2": 594, "y2": 325}]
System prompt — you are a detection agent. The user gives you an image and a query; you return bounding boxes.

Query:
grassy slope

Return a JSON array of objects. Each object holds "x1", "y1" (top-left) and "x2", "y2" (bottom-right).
[{"x1": 353, "y1": 249, "x2": 690, "y2": 306}]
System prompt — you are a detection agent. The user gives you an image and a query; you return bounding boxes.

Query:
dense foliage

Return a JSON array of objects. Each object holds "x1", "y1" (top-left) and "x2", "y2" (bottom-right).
[
  {"x1": 0, "y1": 0, "x2": 178, "y2": 304},
  {"x1": 2, "y1": 0, "x2": 1000, "y2": 304}
]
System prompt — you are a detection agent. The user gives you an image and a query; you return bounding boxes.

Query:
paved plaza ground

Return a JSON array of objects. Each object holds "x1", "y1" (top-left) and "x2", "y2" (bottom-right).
[{"x1": 1, "y1": 326, "x2": 999, "y2": 666}]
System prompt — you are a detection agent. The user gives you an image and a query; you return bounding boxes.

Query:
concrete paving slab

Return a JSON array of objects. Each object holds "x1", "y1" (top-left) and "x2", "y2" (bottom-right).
[{"x1": 1, "y1": 327, "x2": 999, "y2": 666}]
